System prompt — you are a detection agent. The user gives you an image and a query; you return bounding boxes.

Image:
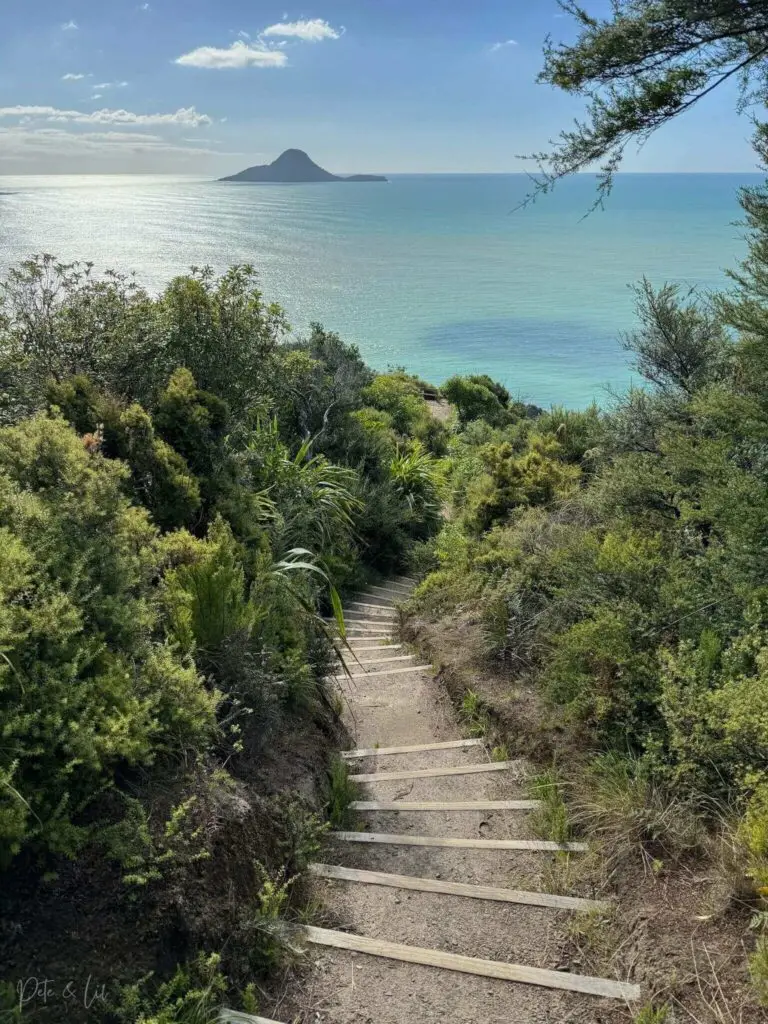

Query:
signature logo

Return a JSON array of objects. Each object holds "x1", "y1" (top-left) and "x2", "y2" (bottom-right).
[{"x1": 14, "y1": 976, "x2": 108, "y2": 1012}]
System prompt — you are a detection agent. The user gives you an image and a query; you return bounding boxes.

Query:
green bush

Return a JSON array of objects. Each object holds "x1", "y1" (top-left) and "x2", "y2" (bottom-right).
[
  {"x1": 739, "y1": 785, "x2": 768, "y2": 895},
  {"x1": 114, "y1": 952, "x2": 227, "y2": 1024},
  {"x1": 443, "y1": 374, "x2": 510, "y2": 426},
  {"x1": 362, "y1": 372, "x2": 447, "y2": 454},
  {"x1": 0, "y1": 414, "x2": 219, "y2": 862}
]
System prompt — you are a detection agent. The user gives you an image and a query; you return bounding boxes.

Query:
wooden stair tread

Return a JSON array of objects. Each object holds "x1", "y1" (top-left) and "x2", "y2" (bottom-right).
[
  {"x1": 347, "y1": 643, "x2": 402, "y2": 650},
  {"x1": 344, "y1": 665, "x2": 432, "y2": 680},
  {"x1": 342, "y1": 738, "x2": 483, "y2": 759},
  {"x1": 349, "y1": 655, "x2": 415, "y2": 666},
  {"x1": 342, "y1": 618, "x2": 398, "y2": 627},
  {"x1": 350, "y1": 799, "x2": 541, "y2": 811},
  {"x1": 220, "y1": 1011, "x2": 286, "y2": 1024},
  {"x1": 347, "y1": 602, "x2": 397, "y2": 614},
  {"x1": 331, "y1": 831, "x2": 588, "y2": 852},
  {"x1": 309, "y1": 863, "x2": 607, "y2": 911},
  {"x1": 301, "y1": 926, "x2": 639, "y2": 1001},
  {"x1": 350, "y1": 760, "x2": 521, "y2": 783}
]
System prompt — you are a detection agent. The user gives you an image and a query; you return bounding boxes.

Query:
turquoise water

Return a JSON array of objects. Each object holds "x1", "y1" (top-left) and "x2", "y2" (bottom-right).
[{"x1": 0, "y1": 173, "x2": 758, "y2": 407}]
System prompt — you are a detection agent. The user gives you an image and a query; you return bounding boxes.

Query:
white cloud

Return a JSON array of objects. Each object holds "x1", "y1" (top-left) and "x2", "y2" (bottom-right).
[
  {"x1": 0, "y1": 105, "x2": 212, "y2": 127},
  {"x1": 262, "y1": 18, "x2": 340, "y2": 42},
  {"x1": 92, "y1": 82, "x2": 129, "y2": 90},
  {"x1": 61, "y1": 20, "x2": 78, "y2": 30},
  {"x1": 175, "y1": 40, "x2": 287, "y2": 68},
  {"x1": 139, "y1": 2, "x2": 151, "y2": 9},
  {"x1": 92, "y1": 94, "x2": 103, "y2": 100},
  {"x1": 62, "y1": 73, "x2": 89, "y2": 81},
  {"x1": 489, "y1": 39, "x2": 518, "y2": 52}
]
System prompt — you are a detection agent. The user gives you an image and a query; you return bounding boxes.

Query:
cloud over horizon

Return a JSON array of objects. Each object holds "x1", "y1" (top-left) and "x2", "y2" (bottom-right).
[
  {"x1": 0, "y1": 105, "x2": 212, "y2": 127},
  {"x1": 0, "y1": 124, "x2": 237, "y2": 173}
]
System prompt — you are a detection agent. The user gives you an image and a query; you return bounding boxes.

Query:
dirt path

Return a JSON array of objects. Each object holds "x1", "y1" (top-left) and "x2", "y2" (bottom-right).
[{"x1": 275, "y1": 579, "x2": 636, "y2": 1024}]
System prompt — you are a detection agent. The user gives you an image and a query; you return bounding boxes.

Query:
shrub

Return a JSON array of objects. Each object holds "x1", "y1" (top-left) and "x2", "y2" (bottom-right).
[
  {"x1": 165, "y1": 516, "x2": 258, "y2": 663},
  {"x1": 109, "y1": 403, "x2": 202, "y2": 531},
  {"x1": 102, "y1": 795, "x2": 210, "y2": 888},
  {"x1": 738, "y1": 785, "x2": 768, "y2": 895},
  {"x1": 245, "y1": 865, "x2": 301, "y2": 976},
  {"x1": 158, "y1": 266, "x2": 288, "y2": 415},
  {"x1": 544, "y1": 603, "x2": 660, "y2": 744},
  {"x1": 465, "y1": 435, "x2": 580, "y2": 533},
  {"x1": 362, "y1": 373, "x2": 425, "y2": 435},
  {"x1": 113, "y1": 952, "x2": 227, "y2": 1024},
  {"x1": 269, "y1": 792, "x2": 329, "y2": 875},
  {"x1": 443, "y1": 374, "x2": 510, "y2": 426},
  {"x1": 0, "y1": 415, "x2": 218, "y2": 863}
]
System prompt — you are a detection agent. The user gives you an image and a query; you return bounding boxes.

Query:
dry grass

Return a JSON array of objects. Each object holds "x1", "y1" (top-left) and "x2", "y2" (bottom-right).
[
  {"x1": 675, "y1": 941, "x2": 752, "y2": 1024},
  {"x1": 572, "y1": 754, "x2": 706, "y2": 873}
]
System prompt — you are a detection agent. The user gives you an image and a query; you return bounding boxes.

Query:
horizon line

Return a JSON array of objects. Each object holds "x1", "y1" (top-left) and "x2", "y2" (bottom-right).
[{"x1": 0, "y1": 169, "x2": 763, "y2": 178}]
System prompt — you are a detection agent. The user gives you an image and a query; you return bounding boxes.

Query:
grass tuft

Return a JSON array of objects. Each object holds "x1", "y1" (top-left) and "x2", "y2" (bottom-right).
[
  {"x1": 459, "y1": 688, "x2": 489, "y2": 737},
  {"x1": 529, "y1": 766, "x2": 572, "y2": 845},
  {"x1": 573, "y1": 753, "x2": 705, "y2": 870},
  {"x1": 326, "y1": 756, "x2": 360, "y2": 831},
  {"x1": 633, "y1": 1004, "x2": 670, "y2": 1024}
]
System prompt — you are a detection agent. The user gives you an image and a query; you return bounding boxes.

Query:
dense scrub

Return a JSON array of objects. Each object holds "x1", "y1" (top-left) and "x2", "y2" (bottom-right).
[
  {"x1": 0, "y1": 258, "x2": 443, "y2": 1018},
  {"x1": 410, "y1": 175, "x2": 768, "y2": 1004}
]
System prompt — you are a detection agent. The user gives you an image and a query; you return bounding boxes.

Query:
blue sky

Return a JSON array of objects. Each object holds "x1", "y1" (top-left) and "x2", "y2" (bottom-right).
[{"x1": 0, "y1": 1, "x2": 760, "y2": 174}]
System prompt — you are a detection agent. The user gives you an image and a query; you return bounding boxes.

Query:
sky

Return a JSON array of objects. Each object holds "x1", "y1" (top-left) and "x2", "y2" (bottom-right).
[{"x1": 0, "y1": 1, "x2": 761, "y2": 175}]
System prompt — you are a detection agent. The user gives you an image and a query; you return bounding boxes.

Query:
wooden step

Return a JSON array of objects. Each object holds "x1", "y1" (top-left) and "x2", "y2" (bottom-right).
[
  {"x1": 345, "y1": 665, "x2": 432, "y2": 680},
  {"x1": 348, "y1": 643, "x2": 402, "y2": 651},
  {"x1": 301, "y1": 927, "x2": 639, "y2": 1001},
  {"x1": 342, "y1": 630, "x2": 392, "y2": 638},
  {"x1": 331, "y1": 831, "x2": 588, "y2": 853},
  {"x1": 343, "y1": 628, "x2": 395, "y2": 636},
  {"x1": 309, "y1": 863, "x2": 607, "y2": 912},
  {"x1": 349, "y1": 655, "x2": 415, "y2": 667},
  {"x1": 348, "y1": 626, "x2": 397, "y2": 634},
  {"x1": 351, "y1": 799, "x2": 541, "y2": 812},
  {"x1": 371, "y1": 584, "x2": 412, "y2": 596},
  {"x1": 347, "y1": 602, "x2": 397, "y2": 615},
  {"x1": 344, "y1": 637, "x2": 395, "y2": 643},
  {"x1": 342, "y1": 618, "x2": 397, "y2": 628},
  {"x1": 220, "y1": 1011, "x2": 285, "y2": 1024},
  {"x1": 354, "y1": 592, "x2": 397, "y2": 606},
  {"x1": 367, "y1": 584, "x2": 411, "y2": 597},
  {"x1": 342, "y1": 738, "x2": 483, "y2": 759},
  {"x1": 350, "y1": 760, "x2": 521, "y2": 783},
  {"x1": 343, "y1": 624, "x2": 392, "y2": 631}
]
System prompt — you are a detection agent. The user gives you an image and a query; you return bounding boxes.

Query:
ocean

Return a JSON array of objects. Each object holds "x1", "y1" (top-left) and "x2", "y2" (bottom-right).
[{"x1": 0, "y1": 172, "x2": 758, "y2": 407}]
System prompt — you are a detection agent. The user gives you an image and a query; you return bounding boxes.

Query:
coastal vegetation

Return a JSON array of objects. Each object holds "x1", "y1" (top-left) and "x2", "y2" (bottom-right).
[
  {"x1": 0, "y1": 257, "x2": 443, "y2": 1019},
  {"x1": 406, "y1": 163, "x2": 768, "y2": 1010}
]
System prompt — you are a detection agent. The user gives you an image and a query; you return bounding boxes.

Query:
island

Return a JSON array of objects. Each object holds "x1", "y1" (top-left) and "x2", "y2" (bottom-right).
[{"x1": 219, "y1": 148, "x2": 387, "y2": 183}]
